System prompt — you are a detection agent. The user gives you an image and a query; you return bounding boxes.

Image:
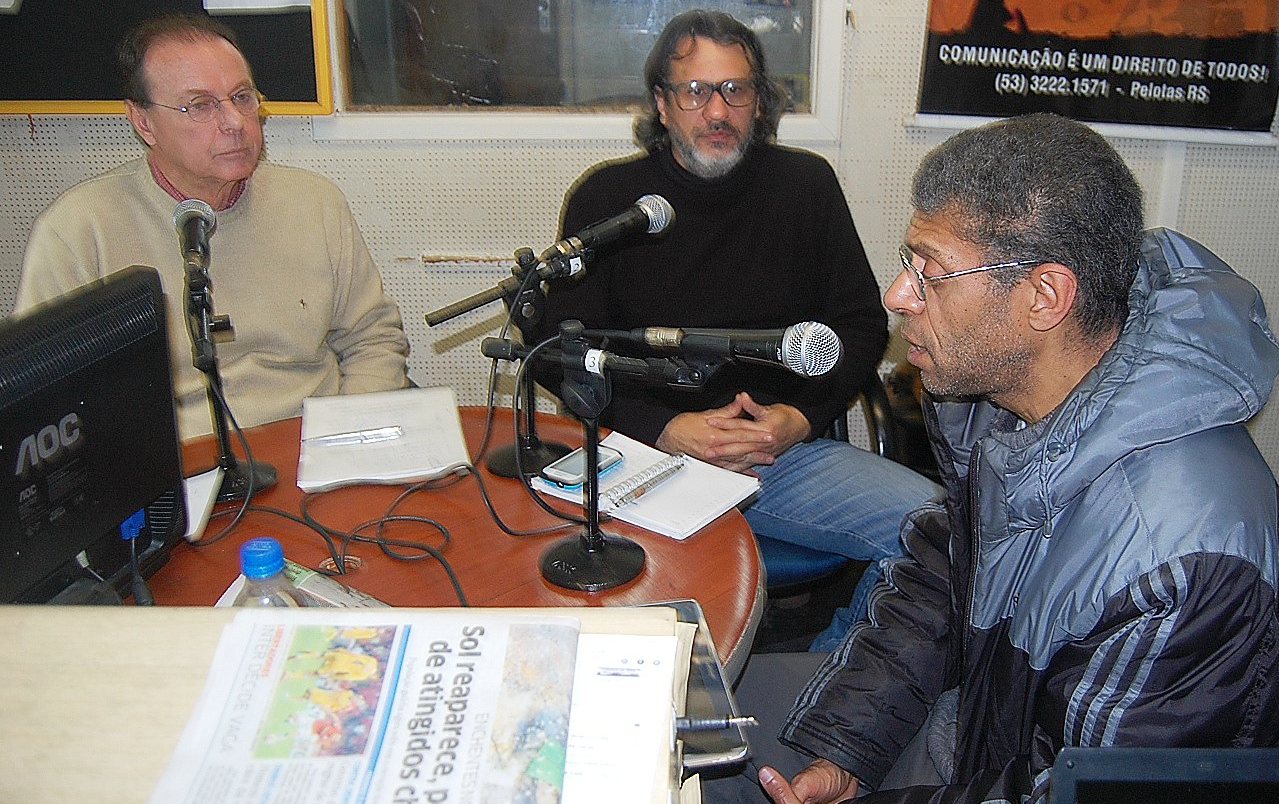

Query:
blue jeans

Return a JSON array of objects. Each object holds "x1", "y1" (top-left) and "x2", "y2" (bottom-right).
[{"x1": 744, "y1": 438, "x2": 941, "y2": 650}]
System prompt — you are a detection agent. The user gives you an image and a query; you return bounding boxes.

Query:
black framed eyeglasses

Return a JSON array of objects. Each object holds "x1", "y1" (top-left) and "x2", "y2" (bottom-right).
[
  {"x1": 899, "y1": 244, "x2": 1042, "y2": 302},
  {"x1": 662, "y1": 79, "x2": 756, "y2": 111},
  {"x1": 149, "y1": 89, "x2": 263, "y2": 123}
]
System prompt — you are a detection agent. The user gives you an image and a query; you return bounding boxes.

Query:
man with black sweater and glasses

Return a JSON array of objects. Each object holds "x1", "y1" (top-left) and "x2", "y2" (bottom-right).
[{"x1": 526, "y1": 10, "x2": 939, "y2": 633}]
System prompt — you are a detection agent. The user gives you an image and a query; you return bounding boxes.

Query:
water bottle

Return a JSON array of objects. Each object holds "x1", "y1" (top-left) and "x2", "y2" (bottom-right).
[{"x1": 233, "y1": 537, "x2": 308, "y2": 607}]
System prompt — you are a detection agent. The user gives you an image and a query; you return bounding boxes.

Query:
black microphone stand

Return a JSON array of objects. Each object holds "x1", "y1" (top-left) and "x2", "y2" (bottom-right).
[
  {"x1": 539, "y1": 321, "x2": 645, "y2": 592},
  {"x1": 481, "y1": 322, "x2": 725, "y2": 591},
  {"x1": 424, "y1": 247, "x2": 571, "y2": 478},
  {"x1": 488, "y1": 248, "x2": 572, "y2": 477},
  {"x1": 183, "y1": 247, "x2": 277, "y2": 502}
]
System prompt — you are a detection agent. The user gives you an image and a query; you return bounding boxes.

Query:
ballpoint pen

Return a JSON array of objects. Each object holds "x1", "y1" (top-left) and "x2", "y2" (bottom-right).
[
  {"x1": 604, "y1": 458, "x2": 687, "y2": 511},
  {"x1": 305, "y1": 425, "x2": 402, "y2": 447}
]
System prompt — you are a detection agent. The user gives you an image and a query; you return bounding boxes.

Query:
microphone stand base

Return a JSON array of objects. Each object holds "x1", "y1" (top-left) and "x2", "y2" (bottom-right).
[
  {"x1": 540, "y1": 531, "x2": 646, "y2": 592},
  {"x1": 216, "y1": 459, "x2": 278, "y2": 503},
  {"x1": 486, "y1": 439, "x2": 572, "y2": 478}
]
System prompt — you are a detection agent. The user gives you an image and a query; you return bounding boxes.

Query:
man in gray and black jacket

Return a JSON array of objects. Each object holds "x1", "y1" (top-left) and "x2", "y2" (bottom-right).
[{"x1": 715, "y1": 112, "x2": 1279, "y2": 804}]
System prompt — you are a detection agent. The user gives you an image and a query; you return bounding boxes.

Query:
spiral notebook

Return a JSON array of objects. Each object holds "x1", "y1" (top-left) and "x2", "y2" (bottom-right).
[
  {"x1": 532, "y1": 432, "x2": 760, "y2": 540},
  {"x1": 599, "y1": 453, "x2": 687, "y2": 512}
]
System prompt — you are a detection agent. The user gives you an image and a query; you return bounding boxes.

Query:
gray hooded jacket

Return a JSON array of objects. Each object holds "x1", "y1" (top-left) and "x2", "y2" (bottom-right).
[{"x1": 781, "y1": 229, "x2": 1279, "y2": 803}]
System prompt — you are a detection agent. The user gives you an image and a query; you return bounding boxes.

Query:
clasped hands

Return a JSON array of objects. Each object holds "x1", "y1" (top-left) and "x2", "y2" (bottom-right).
[{"x1": 655, "y1": 392, "x2": 811, "y2": 473}]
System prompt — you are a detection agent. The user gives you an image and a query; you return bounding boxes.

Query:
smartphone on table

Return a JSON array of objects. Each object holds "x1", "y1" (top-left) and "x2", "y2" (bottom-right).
[{"x1": 540, "y1": 446, "x2": 623, "y2": 487}]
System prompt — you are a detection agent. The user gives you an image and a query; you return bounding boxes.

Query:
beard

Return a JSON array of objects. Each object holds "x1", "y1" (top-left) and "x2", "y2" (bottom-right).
[
  {"x1": 669, "y1": 119, "x2": 752, "y2": 179},
  {"x1": 906, "y1": 295, "x2": 1033, "y2": 401},
  {"x1": 917, "y1": 339, "x2": 1033, "y2": 401}
]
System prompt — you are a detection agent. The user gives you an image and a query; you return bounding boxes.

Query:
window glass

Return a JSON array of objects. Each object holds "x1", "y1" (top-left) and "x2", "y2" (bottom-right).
[{"x1": 343, "y1": 0, "x2": 814, "y2": 113}]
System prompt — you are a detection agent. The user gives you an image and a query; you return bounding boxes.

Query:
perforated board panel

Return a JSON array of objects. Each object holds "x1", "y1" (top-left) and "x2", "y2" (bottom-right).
[{"x1": 2, "y1": 2, "x2": 1278, "y2": 466}]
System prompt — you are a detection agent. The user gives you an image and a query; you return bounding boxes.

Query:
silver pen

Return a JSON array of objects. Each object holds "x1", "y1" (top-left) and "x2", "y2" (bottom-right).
[
  {"x1": 604, "y1": 459, "x2": 686, "y2": 510},
  {"x1": 305, "y1": 425, "x2": 402, "y2": 447}
]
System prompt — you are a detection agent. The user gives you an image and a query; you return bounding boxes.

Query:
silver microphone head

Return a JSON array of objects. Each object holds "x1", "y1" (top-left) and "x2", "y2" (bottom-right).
[
  {"x1": 781, "y1": 322, "x2": 842, "y2": 377},
  {"x1": 636, "y1": 194, "x2": 675, "y2": 234},
  {"x1": 173, "y1": 198, "x2": 217, "y2": 235}
]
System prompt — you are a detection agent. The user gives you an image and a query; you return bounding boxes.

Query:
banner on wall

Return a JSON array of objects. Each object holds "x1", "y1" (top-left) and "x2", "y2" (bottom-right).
[{"x1": 918, "y1": 1, "x2": 1279, "y2": 131}]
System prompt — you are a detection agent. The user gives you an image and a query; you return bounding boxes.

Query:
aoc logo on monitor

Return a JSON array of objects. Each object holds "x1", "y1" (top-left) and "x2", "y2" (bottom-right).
[{"x1": 14, "y1": 412, "x2": 82, "y2": 479}]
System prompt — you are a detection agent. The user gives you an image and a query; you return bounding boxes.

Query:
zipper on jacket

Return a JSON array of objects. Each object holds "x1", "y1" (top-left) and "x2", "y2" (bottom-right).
[{"x1": 961, "y1": 445, "x2": 982, "y2": 664}]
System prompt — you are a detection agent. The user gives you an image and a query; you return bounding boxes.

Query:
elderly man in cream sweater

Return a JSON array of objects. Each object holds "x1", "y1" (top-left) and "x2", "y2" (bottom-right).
[{"x1": 17, "y1": 12, "x2": 408, "y2": 440}]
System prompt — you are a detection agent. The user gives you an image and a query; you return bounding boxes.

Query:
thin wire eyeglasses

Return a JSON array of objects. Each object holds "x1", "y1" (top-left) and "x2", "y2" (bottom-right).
[
  {"x1": 663, "y1": 79, "x2": 756, "y2": 111},
  {"x1": 898, "y1": 245, "x2": 1042, "y2": 301},
  {"x1": 149, "y1": 89, "x2": 263, "y2": 123}
]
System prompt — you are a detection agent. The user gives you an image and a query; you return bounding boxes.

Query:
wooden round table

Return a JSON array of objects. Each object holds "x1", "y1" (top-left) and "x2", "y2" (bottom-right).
[{"x1": 150, "y1": 407, "x2": 764, "y2": 676}]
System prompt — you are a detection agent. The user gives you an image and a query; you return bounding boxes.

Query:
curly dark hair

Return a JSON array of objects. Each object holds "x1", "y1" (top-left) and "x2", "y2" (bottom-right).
[
  {"x1": 912, "y1": 113, "x2": 1144, "y2": 340},
  {"x1": 118, "y1": 13, "x2": 247, "y2": 105},
  {"x1": 633, "y1": 10, "x2": 787, "y2": 152}
]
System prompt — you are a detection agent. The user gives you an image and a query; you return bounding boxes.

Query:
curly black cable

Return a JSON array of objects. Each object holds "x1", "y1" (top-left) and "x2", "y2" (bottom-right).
[
  {"x1": 299, "y1": 488, "x2": 471, "y2": 605},
  {"x1": 214, "y1": 499, "x2": 470, "y2": 607},
  {"x1": 188, "y1": 380, "x2": 273, "y2": 545}
]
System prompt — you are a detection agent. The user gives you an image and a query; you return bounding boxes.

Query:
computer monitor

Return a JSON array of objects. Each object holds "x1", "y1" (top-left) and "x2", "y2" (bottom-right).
[
  {"x1": 0, "y1": 265, "x2": 186, "y2": 603},
  {"x1": 1052, "y1": 747, "x2": 1279, "y2": 804}
]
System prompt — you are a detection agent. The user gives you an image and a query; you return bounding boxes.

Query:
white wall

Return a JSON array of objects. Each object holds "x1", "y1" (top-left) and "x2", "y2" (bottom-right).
[{"x1": 3, "y1": 1, "x2": 1279, "y2": 463}]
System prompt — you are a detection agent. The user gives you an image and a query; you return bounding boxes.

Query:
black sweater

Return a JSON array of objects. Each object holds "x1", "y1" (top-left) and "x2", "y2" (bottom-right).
[{"x1": 528, "y1": 144, "x2": 889, "y2": 445}]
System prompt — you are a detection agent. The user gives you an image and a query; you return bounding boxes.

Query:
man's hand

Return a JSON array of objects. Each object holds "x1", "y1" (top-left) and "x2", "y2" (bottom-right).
[
  {"x1": 711, "y1": 393, "x2": 811, "y2": 456},
  {"x1": 655, "y1": 393, "x2": 812, "y2": 472},
  {"x1": 758, "y1": 760, "x2": 860, "y2": 804},
  {"x1": 656, "y1": 396, "x2": 774, "y2": 471}
]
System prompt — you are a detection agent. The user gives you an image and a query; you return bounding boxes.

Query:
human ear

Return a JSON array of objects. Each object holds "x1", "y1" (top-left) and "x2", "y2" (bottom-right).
[
  {"x1": 124, "y1": 101, "x2": 158, "y2": 148},
  {"x1": 1026, "y1": 263, "x2": 1077, "y2": 333}
]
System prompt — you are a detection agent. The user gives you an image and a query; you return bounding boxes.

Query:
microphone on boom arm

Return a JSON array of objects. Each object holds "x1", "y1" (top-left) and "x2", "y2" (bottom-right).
[
  {"x1": 423, "y1": 195, "x2": 675, "y2": 328},
  {"x1": 480, "y1": 336, "x2": 712, "y2": 390},
  {"x1": 602, "y1": 322, "x2": 844, "y2": 378},
  {"x1": 425, "y1": 195, "x2": 674, "y2": 480},
  {"x1": 539, "y1": 194, "x2": 675, "y2": 263}
]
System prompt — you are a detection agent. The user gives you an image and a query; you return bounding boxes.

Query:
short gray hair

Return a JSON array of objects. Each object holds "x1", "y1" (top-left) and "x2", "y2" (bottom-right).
[{"x1": 913, "y1": 113, "x2": 1144, "y2": 339}]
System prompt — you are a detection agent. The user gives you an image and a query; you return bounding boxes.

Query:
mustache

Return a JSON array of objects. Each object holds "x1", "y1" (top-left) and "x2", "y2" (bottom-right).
[{"x1": 704, "y1": 120, "x2": 740, "y2": 135}]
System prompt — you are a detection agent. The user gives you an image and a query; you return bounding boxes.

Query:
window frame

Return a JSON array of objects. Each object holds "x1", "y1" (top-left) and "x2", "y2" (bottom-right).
[{"x1": 314, "y1": 0, "x2": 845, "y2": 143}]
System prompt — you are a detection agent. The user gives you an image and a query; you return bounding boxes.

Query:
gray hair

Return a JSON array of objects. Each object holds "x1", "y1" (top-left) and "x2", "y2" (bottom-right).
[
  {"x1": 633, "y1": 10, "x2": 787, "y2": 152},
  {"x1": 912, "y1": 112, "x2": 1144, "y2": 339}
]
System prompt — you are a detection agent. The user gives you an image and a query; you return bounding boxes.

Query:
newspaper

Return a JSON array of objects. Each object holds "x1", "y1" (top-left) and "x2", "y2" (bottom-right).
[{"x1": 149, "y1": 609, "x2": 682, "y2": 804}]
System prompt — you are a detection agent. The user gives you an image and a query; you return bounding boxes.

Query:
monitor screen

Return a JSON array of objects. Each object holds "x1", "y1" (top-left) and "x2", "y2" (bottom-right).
[
  {"x1": 1052, "y1": 747, "x2": 1279, "y2": 804},
  {"x1": 0, "y1": 265, "x2": 185, "y2": 603}
]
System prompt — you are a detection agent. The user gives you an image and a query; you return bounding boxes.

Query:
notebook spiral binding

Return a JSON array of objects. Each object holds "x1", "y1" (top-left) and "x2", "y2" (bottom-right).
[{"x1": 601, "y1": 453, "x2": 687, "y2": 510}]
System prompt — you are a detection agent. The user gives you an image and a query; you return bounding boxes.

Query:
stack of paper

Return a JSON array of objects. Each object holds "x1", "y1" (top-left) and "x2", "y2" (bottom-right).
[
  {"x1": 532, "y1": 432, "x2": 760, "y2": 540},
  {"x1": 296, "y1": 386, "x2": 471, "y2": 492},
  {"x1": 147, "y1": 608, "x2": 695, "y2": 804}
]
